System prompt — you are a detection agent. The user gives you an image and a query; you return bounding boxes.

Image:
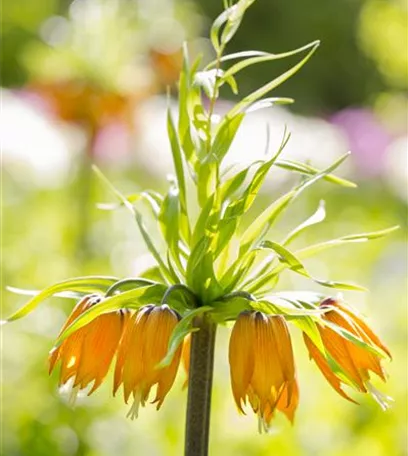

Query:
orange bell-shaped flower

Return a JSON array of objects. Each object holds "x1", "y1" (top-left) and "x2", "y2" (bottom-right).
[
  {"x1": 49, "y1": 294, "x2": 127, "y2": 401},
  {"x1": 304, "y1": 298, "x2": 392, "y2": 408},
  {"x1": 229, "y1": 311, "x2": 299, "y2": 431},
  {"x1": 113, "y1": 304, "x2": 182, "y2": 419}
]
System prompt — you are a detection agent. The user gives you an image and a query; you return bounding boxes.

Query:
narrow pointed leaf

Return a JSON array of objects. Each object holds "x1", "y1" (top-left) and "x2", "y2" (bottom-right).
[
  {"x1": 220, "y1": 41, "x2": 320, "y2": 123},
  {"x1": 157, "y1": 306, "x2": 212, "y2": 368},
  {"x1": 257, "y1": 240, "x2": 367, "y2": 292},
  {"x1": 239, "y1": 153, "x2": 351, "y2": 256},
  {"x1": 275, "y1": 159, "x2": 356, "y2": 188},
  {"x1": 5, "y1": 276, "x2": 118, "y2": 322},
  {"x1": 217, "y1": 41, "x2": 320, "y2": 78},
  {"x1": 282, "y1": 200, "x2": 326, "y2": 246}
]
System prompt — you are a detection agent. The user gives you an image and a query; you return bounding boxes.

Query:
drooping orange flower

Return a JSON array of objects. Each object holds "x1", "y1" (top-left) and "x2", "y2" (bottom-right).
[
  {"x1": 49, "y1": 294, "x2": 128, "y2": 401},
  {"x1": 229, "y1": 311, "x2": 299, "y2": 431},
  {"x1": 304, "y1": 298, "x2": 392, "y2": 408},
  {"x1": 113, "y1": 304, "x2": 182, "y2": 419}
]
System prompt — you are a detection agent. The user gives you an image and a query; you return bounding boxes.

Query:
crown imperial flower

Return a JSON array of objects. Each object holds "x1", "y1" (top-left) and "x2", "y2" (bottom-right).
[
  {"x1": 7, "y1": 1, "x2": 397, "y2": 451},
  {"x1": 49, "y1": 294, "x2": 128, "y2": 402},
  {"x1": 229, "y1": 311, "x2": 299, "y2": 432},
  {"x1": 113, "y1": 304, "x2": 183, "y2": 419},
  {"x1": 304, "y1": 298, "x2": 392, "y2": 408}
]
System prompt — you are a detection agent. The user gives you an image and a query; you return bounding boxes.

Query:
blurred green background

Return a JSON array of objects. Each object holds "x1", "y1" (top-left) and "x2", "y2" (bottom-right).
[{"x1": 2, "y1": 0, "x2": 407, "y2": 455}]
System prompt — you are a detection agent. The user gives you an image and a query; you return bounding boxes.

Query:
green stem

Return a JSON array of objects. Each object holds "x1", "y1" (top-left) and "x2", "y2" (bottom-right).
[{"x1": 185, "y1": 314, "x2": 217, "y2": 456}]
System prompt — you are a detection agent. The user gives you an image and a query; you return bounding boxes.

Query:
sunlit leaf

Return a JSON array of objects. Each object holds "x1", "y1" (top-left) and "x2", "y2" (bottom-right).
[
  {"x1": 239, "y1": 153, "x2": 350, "y2": 257},
  {"x1": 157, "y1": 306, "x2": 212, "y2": 368},
  {"x1": 93, "y1": 166, "x2": 175, "y2": 284},
  {"x1": 219, "y1": 41, "x2": 320, "y2": 126},
  {"x1": 282, "y1": 200, "x2": 326, "y2": 246},
  {"x1": 6, "y1": 286, "x2": 85, "y2": 300},
  {"x1": 214, "y1": 41, "x2": 320, "y2": 78},
  {"x1": 135, "y1": 210, "x2": 176, "y2": 284},
  {"x1": 211, "y1": 296, "x2": 252, "y2": 322},
  {"x1": 295, "y1": 226, "x2": 400, "y2": 259},
  {"x1": 275, "y1": 158, "x2": 356, "y2": 188},
  {"x1": 245, "y1": 97, "x2": 294, "y2": 113},
  {"x1": 167, "y1": 108, "x2": 190, "y2": 242},
  {"x1": 255, "y1": 240, "x2": 367, "y2": 293},
  {"x1": 212, "y1": 113, "x2": 245, "y2": 162},
  {"x1": 159, "y1": 185, "x2": 184, "y2": 274},
  {"x1": 248, "y1": 225, "x2": 399, "y2": 293},
  {"x1": 97, "y1": 190, "x2": 163, "y2": 215},
  {"x1": 5, "y1": 276, "x2": 118, "y2": 322}
]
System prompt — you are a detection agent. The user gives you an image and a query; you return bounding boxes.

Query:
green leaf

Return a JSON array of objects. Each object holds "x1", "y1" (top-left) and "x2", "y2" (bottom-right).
[
  {"x1": 135, "y1": 210, "x2": 176, "y2": 284},
  {"x1": 6, "y1": 286, "x2": 85, "y2": 300},
  {"x1": 105, "y1": 278, "x2": 159, "y2": 297},
  {"x1": 219, "y1": 161, "x2": 260, "y2": 201},
  {"x1": 239, "y1": 190, "x2": 296, "y2": 257},
  {"x1": 93, "y1": 166, "x2": 175, "y2": 284},
  {"x1": 224, "y1": 73, "x2": 239, "y2": 94},
  {"x1": 260, "y1": 240, "x2": 307, "y2": 274},
  {"x1": 211, "y1": 296, "x2": 252, "y2": 322},
  {"x1": 157, "y1": 306, "x2": 212, "y2": 368},
  {"x1": 245, "y1": 97, "x2": 294, "y2": 113},
  {"x1": 140, "y1": 266, "x2": 167, "y2": 283},
  {"x1": 212, "y1": 128, "x2": 291, "y2": 263},
  {"x1": 220, "y1": 0, "x2": 256, "y2": 47},
  {"x1": 212, "y1": 113, "x2": 245, "y2": 163},
  {"x1": 167, "y1": 108, "x2": 190, "y2": 241},
  {"x1": 210, "y1": 6, "x2": 232, "y2": 53},
  {"x1": 256, "y1": 240, "x2": 367, "y2": 293},
  {"x1": 220, "y1": 41, "x2": 320, "y2": 124},
  {"x1": 178, "y1": 45, "x2": 199, "y2": 170},
  {"x1": 295, "y1": 226, "x2": 400, "y2": 260},
  {"x1": 216, "y1": 41, "x2": 320, "y2": 79},
  {"x1": 197, "y1": 159, "x2": 218, "y2": 208},
  {"x1": 221, "y1": 249, "x2": 257, "y2": 292},
  {"x1": 158, "y1": 185, "x2": 184, "y2": 274},
  {"x1": 211, "y1": 0, "x2": 255, "y2": 53},
  {"x1": 191, "y1": 195, "x2": 217, "y2": 247},
  {"x1": 290, "y1": 316, "x2": 325, "y2": 353},
  {"x1": 194, "y1": 69, "x2": 222, "y2": 99},
  {"x1": 251, "y1": 299, "x2": 326, "y2": 317},
  {"x1": 239, "y1": 153, "x2": 350, "y2": 257},
  {"x1": 275, "y1": 159, "x2": 357, "y2": 188},
  {"x1": 97, "y1": 190, "x2": 163, "y2": 215},
  {"x1": 5, "y1": 276, "x2": 118, "y2": 322},
  {"x1": 55, "y1": 284, "x2": 167, "y2": 346},
  {"x1": 282, "y1": 200, "x2": 326, "y2": 246},
  {"x1": 206, "y1": 50, "x2": 271, "y2": 68},
  {"x1": 186, "y1": 237, "x2": 210, "y2": 289},
  {"x1": 248, "y1": 225, "x2": 399, "y2": 293}
]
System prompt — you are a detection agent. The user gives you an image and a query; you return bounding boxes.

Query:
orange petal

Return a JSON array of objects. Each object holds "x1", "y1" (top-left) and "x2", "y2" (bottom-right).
[
  {"x1": 229, "y1": 311, "x2": 255, "y2": 413},
  {"x1": 304, "y1": 333, "x2": 357, "y2": 403},
  {"x1": 276, "y1": 379, "x2": 299, "y2": 423},
  {"x1": 251, "y1": 314, "x2": 285, "y2": 412},
  {"x1": 322, "y1": 313, "x2": 366, "y2": 390}
]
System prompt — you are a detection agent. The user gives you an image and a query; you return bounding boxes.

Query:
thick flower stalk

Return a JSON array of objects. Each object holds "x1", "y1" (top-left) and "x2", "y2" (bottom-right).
[{"x1": 6, "y1": 1, "x2": 397, "y2": 455}]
